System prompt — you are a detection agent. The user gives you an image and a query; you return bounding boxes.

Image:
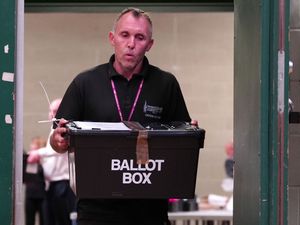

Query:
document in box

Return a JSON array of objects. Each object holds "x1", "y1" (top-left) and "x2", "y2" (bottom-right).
[{"x1": 72, "y1": 121, "x2": 131, "y2": 131}]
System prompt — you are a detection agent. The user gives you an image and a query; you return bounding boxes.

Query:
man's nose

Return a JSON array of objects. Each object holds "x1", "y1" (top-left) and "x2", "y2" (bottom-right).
[{"x1": 127, "y1": 37, "x2": 135, "y2": 49}]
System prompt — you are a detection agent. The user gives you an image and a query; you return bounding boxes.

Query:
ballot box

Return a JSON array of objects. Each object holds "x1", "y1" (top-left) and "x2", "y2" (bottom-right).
[{"x1": 66, "y1": 121, "x2": 205, "y2": 199}]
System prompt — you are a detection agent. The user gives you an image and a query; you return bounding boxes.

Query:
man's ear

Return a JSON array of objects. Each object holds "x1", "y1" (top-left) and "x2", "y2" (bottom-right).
[
  {"x1": 146, "y1": 39, "x2": 154, "y2": 52},
  {"x1": 109, "y1": 31, "x2": 115, "y2": 46}
]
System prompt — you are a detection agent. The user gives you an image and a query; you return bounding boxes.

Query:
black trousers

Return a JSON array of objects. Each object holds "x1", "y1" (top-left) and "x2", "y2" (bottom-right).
[
  {"x1": 47, "y1": 180, "x2": 76, "y2": 225},
  {"x1": 25, "y1": 197, "x2": 47, "y2": 225}
]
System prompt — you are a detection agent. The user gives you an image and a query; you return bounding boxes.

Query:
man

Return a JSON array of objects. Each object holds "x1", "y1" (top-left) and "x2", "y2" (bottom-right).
[
  {"x1": 50, "y1": 8, "x2": 192, "y2": 225},
  {"x1": 27, "y1": 98, "x2": 76, "y2": 225}
]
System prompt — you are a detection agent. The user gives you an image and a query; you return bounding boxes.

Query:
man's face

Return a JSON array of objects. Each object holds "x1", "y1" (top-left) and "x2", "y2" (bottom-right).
[{"x1": 109, "y1": 12, "x2": 154, "y2": 75}]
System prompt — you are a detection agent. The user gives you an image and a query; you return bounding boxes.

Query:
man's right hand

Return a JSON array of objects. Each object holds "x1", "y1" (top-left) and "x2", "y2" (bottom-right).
[{"x1": 50, "y1": 118, "x2": 69, "y2": 153}]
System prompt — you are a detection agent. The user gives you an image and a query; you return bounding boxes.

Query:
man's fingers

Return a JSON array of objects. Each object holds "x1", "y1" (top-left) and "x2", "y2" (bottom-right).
[
  {"x1": 58, "y1": 118, "x2": 68, "y2": 127},
  {"x1": 50, "y1": 128, "x2": 68, "y2": 153},
  {"x1": 191, "y1": 119, "x2": 198, "y2": 127}
]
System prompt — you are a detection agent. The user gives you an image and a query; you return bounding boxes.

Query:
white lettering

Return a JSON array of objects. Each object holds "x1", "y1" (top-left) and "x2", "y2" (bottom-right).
[
  {"x1": 142, "y1": 173, "x2": 151, "y2": 184},
  {"x1": 111, "y1": 159, "x2": 165, "y2": 172},
  {"x1": 122, "y1": 172, "x2": 152, "y2": 184},
  {"x1": 129, "y1": 160, "x2": 137, "y2": 171},
  {"x1": 120, "y1": 160, "x2": 130, "y2": 171},
  {"x1": 111, "y1": 159, "x2": 120, "y2": 170},
  {"x1": 123, "y1": 172, "x2": 131, "y2": 184},
  {"x1": 132, "y1": 173, "x2": 143, "y2": 184},
  {"x1": 145, "y1": 160, "x2": 155, "y2": 171},
  {"x1": 112, "y1": 159, "x2": 165, "y2": 185},
  {"x1": 155, "y1": 160, "x2": 164, "y2": 171},
  {"x1": 137, "y1": 164, "x2": 146, "y2": 171}
]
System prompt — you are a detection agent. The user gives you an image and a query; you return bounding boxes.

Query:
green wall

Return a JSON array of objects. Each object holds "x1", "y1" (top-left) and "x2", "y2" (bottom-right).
[{"x1": 0, "y1": 0, "x2": 15, "y2": 224}]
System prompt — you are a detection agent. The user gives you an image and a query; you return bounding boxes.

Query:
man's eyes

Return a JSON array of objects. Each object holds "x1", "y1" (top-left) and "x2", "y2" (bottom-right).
[
  {"x1": 136, "y1": 35, "x2": 145, "y2": 40},
  {"x1": 120, "y1": 32, "x2": 145, "y2": 41},
  {"x1": 121, "y1": 32, "x2": 129, "y2": 37}
]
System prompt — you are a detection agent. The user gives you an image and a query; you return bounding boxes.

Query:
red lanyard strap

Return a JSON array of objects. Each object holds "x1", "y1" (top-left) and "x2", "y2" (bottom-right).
[{"x1": 111, "y1": 79, "x2": 144, "y2": 121}]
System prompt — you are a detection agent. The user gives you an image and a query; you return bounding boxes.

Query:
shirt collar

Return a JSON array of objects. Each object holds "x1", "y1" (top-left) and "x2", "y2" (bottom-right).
[{"x1": 108, "y1": 54, "x2": 149, "y2": 79}]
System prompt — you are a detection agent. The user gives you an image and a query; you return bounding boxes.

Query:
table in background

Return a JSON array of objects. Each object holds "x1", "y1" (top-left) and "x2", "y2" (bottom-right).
[{"x1": 168, "y1": 209, "x2": 233, "y2": 225}]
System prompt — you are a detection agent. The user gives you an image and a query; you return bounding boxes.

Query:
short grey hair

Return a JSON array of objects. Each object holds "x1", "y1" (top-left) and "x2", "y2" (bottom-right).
[{"x1": 113, "y1": 7, "x2": 153, "y2": 35}]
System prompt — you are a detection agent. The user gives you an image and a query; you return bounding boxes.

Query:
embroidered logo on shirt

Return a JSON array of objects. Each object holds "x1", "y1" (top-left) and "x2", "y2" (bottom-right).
[{"x1": 143, "y1": 101, "x2": 163, "y2": 119}]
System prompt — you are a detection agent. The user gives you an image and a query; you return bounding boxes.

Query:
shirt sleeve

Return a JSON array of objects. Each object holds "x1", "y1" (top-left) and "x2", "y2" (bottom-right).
[
  {"x1": 55, "y1": 77, "x2": 84, "y2": 122},
  {"x1": 164, "y1": 76, "x2": 191, "y2": 122}
]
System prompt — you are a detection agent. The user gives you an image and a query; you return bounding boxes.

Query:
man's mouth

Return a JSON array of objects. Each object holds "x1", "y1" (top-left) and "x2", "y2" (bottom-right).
[{"x1": 124, "y1": 53, "x2": 135, "y2": 60}]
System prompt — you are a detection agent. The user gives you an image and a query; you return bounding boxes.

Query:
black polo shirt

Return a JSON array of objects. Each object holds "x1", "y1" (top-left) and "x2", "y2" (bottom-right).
[{"x1": 56, "y1": 55, "x2": 191, "y2": 224}]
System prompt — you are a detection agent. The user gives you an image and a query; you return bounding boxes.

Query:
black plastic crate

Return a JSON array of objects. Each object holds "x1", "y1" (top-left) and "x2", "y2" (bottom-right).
[{"x1": 66, "y1": 121, "x2": 205, "y2": 199}]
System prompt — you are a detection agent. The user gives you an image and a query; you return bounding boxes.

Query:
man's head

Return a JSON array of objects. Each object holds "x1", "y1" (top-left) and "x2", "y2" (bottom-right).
[
  {"x1": 109, "y1": 7, "x2": 154, "y2": 78},
  {"x1": 48, "y1": 98, "x2": 62, "y2": 120},
  {"x1": 113, "y1": 8, "x2": 153, "y2": 36}
]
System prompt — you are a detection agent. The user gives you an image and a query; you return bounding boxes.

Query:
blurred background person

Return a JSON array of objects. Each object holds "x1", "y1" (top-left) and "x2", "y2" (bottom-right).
[
  {"x1": 24, "y1": 136, "x2": 47, "y2": 225},
  {"x1": 222, "y1": 140, "x2": 234, "y2": 212},
  {"x1": 221, "y1": 140, "x2": 234, "y2": 193},
  {"x1": 27, "y1": 98, "x2": 76, "y2": 225},
  {"x1": 224, "y1": 140, "x2": 234, "y2": 179}
]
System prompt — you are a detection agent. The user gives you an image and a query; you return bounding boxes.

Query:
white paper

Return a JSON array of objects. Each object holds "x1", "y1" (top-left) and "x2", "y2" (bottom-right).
[
  {"x1": 5, "y1": 114, "x2": 12, "y2": 124},
  {"x1": 2, "y1": 72, "x2": 14, "y2": 82},
  {"x1": 208, "y1": 194, "x2": 228, "y2": 207},
  {"x1": 4, "y1": 44, "x2": 9, "y2": 53},
  {"x1": 26, "y1": 163, "x2": 38, "y2": 174},
  {"x1": 73, "y1": 121, "x2": 131, "y2": 131},
  {"x1": 225, "y1": 195, "x2": 233, "y2": 211}
]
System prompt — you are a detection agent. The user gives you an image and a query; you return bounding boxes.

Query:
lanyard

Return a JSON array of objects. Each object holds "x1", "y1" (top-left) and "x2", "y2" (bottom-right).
[{"x1": 111, "y1": 79, "x2": 144, "y2": 121}]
